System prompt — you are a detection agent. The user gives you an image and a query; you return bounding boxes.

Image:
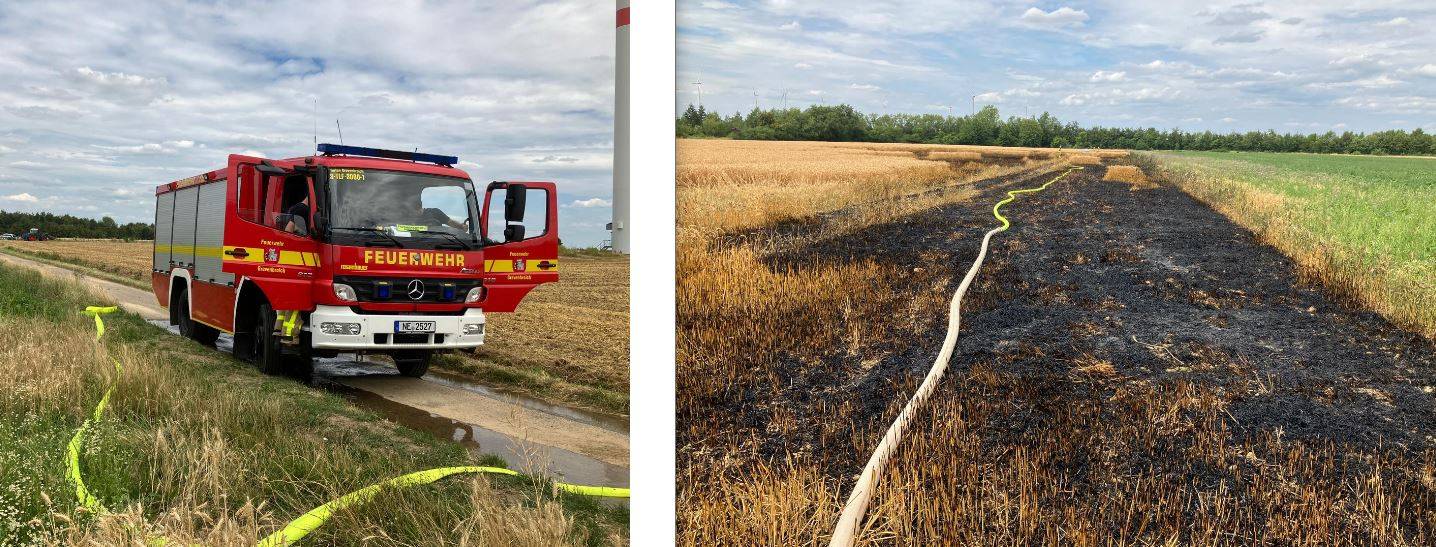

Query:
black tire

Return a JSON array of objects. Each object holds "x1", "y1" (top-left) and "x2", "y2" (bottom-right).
[
  {"x1": 190, "y1": 321, "x2": 220, "y2": 346},
  {"x1": 393, "y1": 351, "x2": 432, "y2": 378},
  {"x1": 176, "y1": 290, "x2": 220, "y2": 346},
  {"x1": 254, "y1": 302, "x2": 284, "y2": 375}
]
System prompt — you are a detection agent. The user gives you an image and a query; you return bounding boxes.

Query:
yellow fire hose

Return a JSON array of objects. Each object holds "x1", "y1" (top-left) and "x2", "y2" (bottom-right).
[
  {"x1": 68, "y1": 306, "x2": 629, "y2": 546},
  {"x1": 828, "y1": 167, "x2": 1080, "y2": 546}
]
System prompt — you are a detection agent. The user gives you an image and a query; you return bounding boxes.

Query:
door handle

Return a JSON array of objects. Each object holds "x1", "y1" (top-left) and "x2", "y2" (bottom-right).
[
  {"x1": 536, "y1": 260, "x2": 556, "y2": 270},
  {"x1": 224, "y1": 248, "x2": 249, "y2": 258}
]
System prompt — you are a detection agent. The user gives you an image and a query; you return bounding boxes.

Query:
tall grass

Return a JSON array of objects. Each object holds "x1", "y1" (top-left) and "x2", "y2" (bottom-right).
[
  {"x1": 1145, "y1": 151, "x2": 1435, "y2": 339},
  {"x1": 0, "y1": 263, "x2": 624, "y2": 545}
]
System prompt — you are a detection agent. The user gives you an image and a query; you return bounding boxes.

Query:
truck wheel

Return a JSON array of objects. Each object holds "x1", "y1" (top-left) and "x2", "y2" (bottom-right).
[
  {"x1": 254, "y1": 303, "x2": 284, "y2": 375},
  {"x1": 175, "y1": 287, "x2": 219, "y2": 346},
  {"x1": 393, "y1": 351, "x2": 432, "y2": 378}
]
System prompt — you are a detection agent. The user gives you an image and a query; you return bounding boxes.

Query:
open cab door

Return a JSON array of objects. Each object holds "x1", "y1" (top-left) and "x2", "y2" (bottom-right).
[{"x1": 479, "y1": 181, "x2": 559, "y2": 312}]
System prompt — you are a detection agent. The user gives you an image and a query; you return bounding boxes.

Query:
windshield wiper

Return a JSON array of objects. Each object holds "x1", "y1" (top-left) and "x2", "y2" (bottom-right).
[
  {"x1": 332, "y1": 227, "x2": 405, "y2": 248},
  {"x1": 411, "y1": 229, "x2": 473, "y2": 250}
]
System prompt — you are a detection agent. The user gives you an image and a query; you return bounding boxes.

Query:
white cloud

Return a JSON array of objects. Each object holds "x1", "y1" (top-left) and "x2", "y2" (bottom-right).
[
  {"x1": 1019, "y1": 6, "x2": 1088, "y2": 29},
  {"x1": 793, "y1": 62, "x2": 812, "y2": 69},
  {"x1": 1403, "y1": 64, "x2": 1436, "y2": 77},
  {"x1": 974, "y1": 91, "x2": 1003, "y2": 103},
  {"x1": 568, "y1": 197, "x2": 611, "y2": 208},
  {"x1": 779, "y1": 20, "x2": 801, "y2": 31},
  {"x1": 1, "y1": 193, "x2": 39, "y2": 203},
  {"x1": 849, "y1": 83, "x2": 880, "y2": 91},
  {"x1": 1221, "y1": 117, "x2": 1236, "y2": 123},
  {"x1": 1060, "y1": 94, "x2": 1085, "y2": 106},
  {"x1": 1377, "y1": 17, "x2": 1411, "y2": 27},
  {"x1": 1090, "y1": 70, "x2": 1126, "y2": 82},
  {"x1": 73, "y1": 66, "x2": 166, "y2": 88}
]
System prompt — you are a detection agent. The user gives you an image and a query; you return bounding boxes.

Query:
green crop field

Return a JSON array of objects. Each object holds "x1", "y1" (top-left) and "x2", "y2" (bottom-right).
[{"x1": 1145, "y1": 151, "x2": 1435, "y2": 338}]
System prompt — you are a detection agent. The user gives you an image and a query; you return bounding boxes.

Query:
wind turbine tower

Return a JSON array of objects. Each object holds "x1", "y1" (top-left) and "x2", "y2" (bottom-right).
[{"x1": 612, "y1": 0, "x2": 630, "y2": 253}]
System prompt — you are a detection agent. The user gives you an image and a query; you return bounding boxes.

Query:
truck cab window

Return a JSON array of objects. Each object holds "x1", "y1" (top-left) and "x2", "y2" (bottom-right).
[
  {"x1": 420, "y1": 186, "x2": 469, "y2": 232},
  {"x1": 485, "y1": 187, "x2": 550, "y2": 242},
  {"x1": 236, "y1": 165, "x2": 265, "y2": 225},
  {"x1": 276, "y1": 175, "x2": 311, "y2": 235}
]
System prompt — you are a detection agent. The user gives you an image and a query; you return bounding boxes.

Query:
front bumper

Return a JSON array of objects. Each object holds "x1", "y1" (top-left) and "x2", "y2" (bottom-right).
[{"x1": 307, "y1": 305, "x2": 486, "y2": 350}]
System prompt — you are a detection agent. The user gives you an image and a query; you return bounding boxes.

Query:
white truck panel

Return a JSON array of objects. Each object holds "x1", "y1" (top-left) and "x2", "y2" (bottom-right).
[
  {"x1": 171, "y1": 186, "x2": 199, "y2": 268},
  {"x1": 153, "y1": 191, "x2": 175, "y2": 269},
  {"x1": 194, "y1": 181, "x2": 230, "y2": 285}
]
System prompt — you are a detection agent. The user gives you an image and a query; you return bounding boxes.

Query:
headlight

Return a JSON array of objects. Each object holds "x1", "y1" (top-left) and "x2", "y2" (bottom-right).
[
  {"x1": 463, "y1": 322, "x2": 485, "y2": 335},
  {"x1": 333, "y1": 283, "x2": 357, "y2": 302},
  {"x1": 465, "y1": 286, "x2": 485, "y2": 303},
  {"x1": 320, "y1": 322, "x2": 361, "y2": 335}
]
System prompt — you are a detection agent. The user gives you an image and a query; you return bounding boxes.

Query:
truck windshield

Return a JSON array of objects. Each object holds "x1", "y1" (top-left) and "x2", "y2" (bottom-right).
[{"x1": 323, "y1": 168, "x2": 480, "y2": 250}]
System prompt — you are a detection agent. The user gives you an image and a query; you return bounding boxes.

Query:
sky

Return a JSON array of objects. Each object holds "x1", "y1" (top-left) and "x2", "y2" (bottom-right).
[
  {"x1": 677, "y1": 1, "x2": 1436, "y2": 134},
  {"x1": 0, "y1": 1, "x2": 617, "y2": 247}
]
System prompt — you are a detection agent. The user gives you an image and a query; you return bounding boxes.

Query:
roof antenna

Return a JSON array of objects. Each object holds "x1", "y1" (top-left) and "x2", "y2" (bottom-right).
[
  {"x1": 312, "y1": 97, "x2": 318, "y2": 153},
  {"x1": 335, "y1": 119, "x2": 345, "y2": 146}
]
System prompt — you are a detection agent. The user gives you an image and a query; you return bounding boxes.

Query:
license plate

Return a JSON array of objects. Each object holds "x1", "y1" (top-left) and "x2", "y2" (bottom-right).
[{"x1": 394, "y1": 321, "x2": 436, "y2": 333}]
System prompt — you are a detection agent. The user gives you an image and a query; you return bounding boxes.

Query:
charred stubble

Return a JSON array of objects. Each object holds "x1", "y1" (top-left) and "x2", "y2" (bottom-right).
[{"x1": 679, "y1": 163, "x2": 1436, "y2": 545}]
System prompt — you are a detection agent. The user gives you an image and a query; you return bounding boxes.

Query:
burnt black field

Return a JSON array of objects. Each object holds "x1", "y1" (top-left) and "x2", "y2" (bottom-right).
[{"x1": 720, "y1": 164, "x2": 1435, "y2": 476}]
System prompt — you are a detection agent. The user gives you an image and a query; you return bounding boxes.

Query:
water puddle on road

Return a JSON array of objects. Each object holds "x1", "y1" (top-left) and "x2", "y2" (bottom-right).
[{"x1": 150, "y1": 320, "x2": 630, "y2": 500}]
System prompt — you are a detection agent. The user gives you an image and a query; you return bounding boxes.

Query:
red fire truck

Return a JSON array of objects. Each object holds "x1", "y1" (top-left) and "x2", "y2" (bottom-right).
[{"x1": 152, "y1": 144, "x2": 559, "y2": 378}]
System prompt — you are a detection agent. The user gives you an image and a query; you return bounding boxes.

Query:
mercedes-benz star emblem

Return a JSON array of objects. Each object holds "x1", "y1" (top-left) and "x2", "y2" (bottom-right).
[{"x1": 406, "y1": 279, "x2": 425, "y2": 300}]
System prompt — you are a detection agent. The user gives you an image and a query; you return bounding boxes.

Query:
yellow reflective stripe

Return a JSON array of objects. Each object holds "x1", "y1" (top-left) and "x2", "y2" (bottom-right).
[
  {"x1": 276, "y1": 251, "x2": 322, "y2": 267},
  {"x1": 223, "y1": 246, "x2": 265, "y2": 263},
  {"x1": 483, "y1": 258, "x2": 558, "y2": 273},
  {"x1": 484, "y1": 259, "x2": 513, "y2": 273},
  {"x1": 281, "y1": 310, "x2": 300, "y2": 337},
  {"x1": 157, "y1": 244, "x2": 245, "y2": 260},
  {"x1": 277, "y1": 250, "x2": 304, "y2": 265}
]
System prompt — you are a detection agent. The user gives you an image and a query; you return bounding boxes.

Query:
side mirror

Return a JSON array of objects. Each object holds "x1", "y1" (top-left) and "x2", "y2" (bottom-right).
[
  {"x1": 504, "y1": 224, "x2": 525, "y2": 242},
  {"x1": 504, "y1": 184, "x2": 527, "y2": 223}
]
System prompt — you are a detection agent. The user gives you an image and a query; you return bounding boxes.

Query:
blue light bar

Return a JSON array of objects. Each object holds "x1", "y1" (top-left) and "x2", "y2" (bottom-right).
[{"x1": 317, "y1": 143, "x2": 458, "y2": 167}]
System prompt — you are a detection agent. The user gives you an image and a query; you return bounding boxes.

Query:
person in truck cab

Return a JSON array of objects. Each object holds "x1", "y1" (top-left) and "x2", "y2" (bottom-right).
[{"x1": 284, "y1": 195, "x2": 310, "y2": 235}]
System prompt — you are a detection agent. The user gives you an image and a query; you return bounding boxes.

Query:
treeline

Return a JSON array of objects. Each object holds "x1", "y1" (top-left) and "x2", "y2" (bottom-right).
[
  {"x1": 677, "y1": 104, "x2": 1436, "y2": 156},
  {"x1": 0, "y1": 210, "x2": 154, "y2": 239}
]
